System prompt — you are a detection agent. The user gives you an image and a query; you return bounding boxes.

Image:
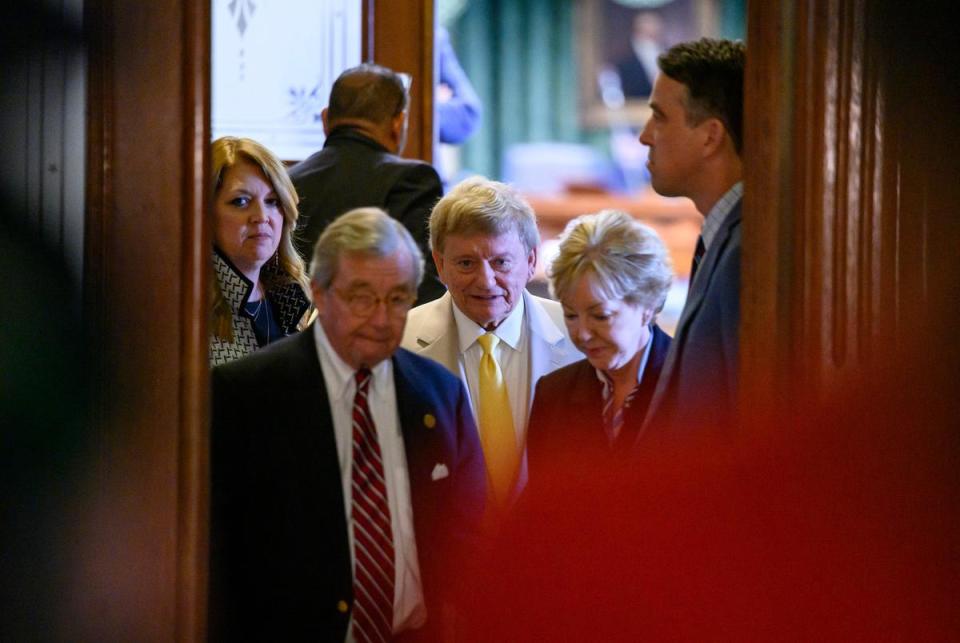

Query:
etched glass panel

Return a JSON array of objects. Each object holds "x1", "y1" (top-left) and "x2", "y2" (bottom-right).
[{"x1": 212, "y1": 0, "x2": 361, "y2": 160}]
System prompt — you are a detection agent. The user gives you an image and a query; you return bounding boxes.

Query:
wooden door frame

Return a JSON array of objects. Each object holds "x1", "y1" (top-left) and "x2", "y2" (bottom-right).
[
  {"x1": 81, "y1": 2, "x2": 434, "y2": 639},
  {"x1": 363, "y1": 0, "x2": 436, "y2": 163},
  {"x1": 83, "y1": 0, "x2": 209, "y2": 639},
  {"x1": 83, "y1": 0, "x2": 960, "y2": 638}
]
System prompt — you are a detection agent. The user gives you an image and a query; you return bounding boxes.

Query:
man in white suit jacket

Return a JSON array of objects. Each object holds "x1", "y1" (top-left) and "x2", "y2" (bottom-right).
[{"x1": 402, "y1": 177, "x2": 581, "y2": 507}]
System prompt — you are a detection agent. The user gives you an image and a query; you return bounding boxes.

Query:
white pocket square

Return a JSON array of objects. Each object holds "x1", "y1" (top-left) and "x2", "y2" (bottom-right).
[{"x1": 431, "y1": 463, "x2": 449, "y2": 481}]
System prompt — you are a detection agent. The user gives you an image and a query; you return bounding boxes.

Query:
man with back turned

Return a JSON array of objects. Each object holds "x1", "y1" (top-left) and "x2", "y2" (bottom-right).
[{"x1": 290, "y1": 64, "x2": 446, "y2": 303}]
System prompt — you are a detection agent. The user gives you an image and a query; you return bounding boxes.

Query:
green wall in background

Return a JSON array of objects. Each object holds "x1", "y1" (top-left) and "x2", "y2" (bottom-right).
[{"x1": 448, "y1": 0, "x2": 746, "y2": 181}]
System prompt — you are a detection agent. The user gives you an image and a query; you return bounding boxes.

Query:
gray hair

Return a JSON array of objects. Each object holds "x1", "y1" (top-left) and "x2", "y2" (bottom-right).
[
  {"x1": 429, "y1": 176, "x2": 540, "y2": 254},
  {"x1": 310, "y1": 207, "x2": 424, "y2": 290},
  {"x1": 549, "y1": 210, "x2": 673, "y2": 313}
]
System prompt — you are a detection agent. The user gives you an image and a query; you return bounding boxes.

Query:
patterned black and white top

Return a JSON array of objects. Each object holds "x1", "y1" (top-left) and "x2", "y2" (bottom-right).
[{"x1": 210, "y1": 248, "x2": 312, "y2": 366}]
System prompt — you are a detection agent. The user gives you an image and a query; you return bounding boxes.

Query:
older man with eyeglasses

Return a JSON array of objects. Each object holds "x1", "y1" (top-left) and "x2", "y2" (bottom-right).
[
  {"x1": 401, "y1": 177, "x2": 582, "y2": 512},
  {"x1": 210, "y1": 207, "x2": 486, "y2": 642}
]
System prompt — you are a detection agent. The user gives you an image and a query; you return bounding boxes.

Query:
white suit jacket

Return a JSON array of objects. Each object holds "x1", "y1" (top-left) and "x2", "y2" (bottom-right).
[{"x1": 401, "y1": 290, "x2": 582, "y2": 496}]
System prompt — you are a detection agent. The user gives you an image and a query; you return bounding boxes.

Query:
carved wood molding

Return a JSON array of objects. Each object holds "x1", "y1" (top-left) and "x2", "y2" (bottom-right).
[
  {"x1": 744, "y1": 0, "x2": 893, "y2": 406},
  {"x1": 177, "y1": 2, "x2": 210, "y2": 641},
  {"x1": 745, "y1": 0, "x2": 960, "y2": 417}
]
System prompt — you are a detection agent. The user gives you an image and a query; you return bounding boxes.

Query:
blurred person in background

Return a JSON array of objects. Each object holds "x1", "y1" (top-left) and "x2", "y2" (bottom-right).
[
  {"x1": 615, "y1": 11, "x2": 665, "y2": 99},
  {"x1": 210, "y1": 136, "x2": 312, "y2": 366},
  {"x1": 436, "y1": 26, "x2": 482, "y2": 147}
]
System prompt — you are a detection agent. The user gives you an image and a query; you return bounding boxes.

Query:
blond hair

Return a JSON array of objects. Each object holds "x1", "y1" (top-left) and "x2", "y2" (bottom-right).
[
  {"x1": 429, "y1": 176, "x2": 540, "y2": 254},
  {"x1": 550, "y1": 210, "x2": 673, "y2": 313},
  {"x1": 210, "y1": 136, "x2": 309, "y2": 340}
]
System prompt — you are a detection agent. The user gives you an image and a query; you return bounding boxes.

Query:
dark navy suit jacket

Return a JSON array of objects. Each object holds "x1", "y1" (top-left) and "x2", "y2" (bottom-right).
[
  {"x1": 643, "y1": 199, "x2": 742, "y2": 437},
  {"x1": 209, "y1": 328, "x2": 486, "y2": 642},
  {"x1": 289, "y1": 127, "x2": 445, "y2": 304}
]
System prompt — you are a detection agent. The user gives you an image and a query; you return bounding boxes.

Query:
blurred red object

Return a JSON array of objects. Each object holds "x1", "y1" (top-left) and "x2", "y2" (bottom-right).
[{"x1": 460, "y1": 346, "x2": 959, "y2": 642}]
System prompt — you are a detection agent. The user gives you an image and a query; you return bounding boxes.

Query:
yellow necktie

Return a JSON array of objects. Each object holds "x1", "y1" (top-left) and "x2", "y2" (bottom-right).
[{"x1": 477, "y1": 332, "x2": 519, "y2": 507}]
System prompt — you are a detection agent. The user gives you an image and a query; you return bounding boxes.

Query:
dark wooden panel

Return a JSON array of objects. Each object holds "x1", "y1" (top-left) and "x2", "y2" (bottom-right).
[
  {"x1": 81, "y1": 0, "x2": 209, "y2": 639},
  {"x1": 176, "y1": 2, "x2": 211, "y2": 640},
  {"x1": 743, "y1": 0, "x2": 960, "y2": 416},
  {"x1": 741, "y1": 0, "x2": 798, "y2": 415},
  {"x1": 363, "y1": 0, "x2": 435, "y2": 163}
]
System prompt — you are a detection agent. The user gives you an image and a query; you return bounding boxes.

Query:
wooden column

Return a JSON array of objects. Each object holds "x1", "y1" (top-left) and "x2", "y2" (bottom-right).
[
  {"x1": 363, "y1": 0, "x2": 435, "y2": 163},
  {"x1": 743, "y1": 0, "x2": 960, "y2": 416},
  {"x1": 741, "y1": 0, "x2": 798, "y2": 416},
  {"x1": 80, "y1": 0, "x2": 209, "y2": 639}
]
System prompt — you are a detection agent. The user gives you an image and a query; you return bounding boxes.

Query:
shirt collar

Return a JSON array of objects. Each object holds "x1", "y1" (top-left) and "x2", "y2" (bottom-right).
[
  {"x1": 313, "y1": 321, "x2": 391, "y2": 398},
  {"x1": 701, "y1": 181, "x2": 743, "y2": 251},
  {"x1": 452, "y1": 293, "x2": 526, "y2": 354}
]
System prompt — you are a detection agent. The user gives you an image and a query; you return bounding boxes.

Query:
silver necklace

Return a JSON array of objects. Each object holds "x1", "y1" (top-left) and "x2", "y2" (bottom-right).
[
  {"x1": 248, "y1": 297, "x2": 265, "y2": 317},
  {"x1": 246, "y1": 282, "x2": 273, "y2": 344},
  {"x1": 247, "y1": 281, "x2": 266, "y2": 316}
]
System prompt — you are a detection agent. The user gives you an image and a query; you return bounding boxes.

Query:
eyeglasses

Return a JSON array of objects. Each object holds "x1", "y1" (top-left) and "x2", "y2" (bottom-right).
[{"x1": 333, "y1": 287, "x2": 416, "y2": 318}]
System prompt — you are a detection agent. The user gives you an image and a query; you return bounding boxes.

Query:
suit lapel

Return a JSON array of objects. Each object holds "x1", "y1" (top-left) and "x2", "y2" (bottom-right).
[
  {"x1": 626, "y1": 325, "x2": 669, "y2": 440},
  {"x1": 673, "y1": 201, "x2": 742, "y2": 344},
  {"x1": 523, "y1": 290, "x2": 574, "y2": 409},
  {"x1": 391, "y1": 351, "x2": 442, "y2": 506},
  {"x1": 644, "y1": 201, "x2": 741, "y2": 429},
  {"x1": 268, "y1": 330, "x2": 353, "y2": 603},
  {"x1": 289, "y1": 328, "x2": 345, "y2": 515},
  {"x1": 411, "y1": 293, "x2": 461, "y2": 374}
]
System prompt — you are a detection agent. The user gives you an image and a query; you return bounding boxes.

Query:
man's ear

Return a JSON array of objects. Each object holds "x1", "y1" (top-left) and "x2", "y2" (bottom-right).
[
  {"x1": 641, "y1": 307, "x2": 655, "y2": 327},
  {"x1": 391, "y1": 112, "x2": 404, "y2": 137},
  {"x1": 389, "y1": 111, "x2": 407, "y2": 154},
  {"x1": 310, "y1": 282, "x2": 326, "y2": 315},
  {"x1": 526, "y1": 245, "x2": 538, "y2": 281},
  {"x1": 321, "y1": 108, "x2": 331, "y2": 136},
  {"x1": 701, "y1": 117, "x2": 727, "y2": 156}
]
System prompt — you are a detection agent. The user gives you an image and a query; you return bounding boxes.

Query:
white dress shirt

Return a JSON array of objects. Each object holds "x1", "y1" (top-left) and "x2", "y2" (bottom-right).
[
  {"x1": 313, "y1": 323, "x2": 426, "y2": 640},
  {"x1": 451, "y1": 295, "x2": 530, "y2": 448}
]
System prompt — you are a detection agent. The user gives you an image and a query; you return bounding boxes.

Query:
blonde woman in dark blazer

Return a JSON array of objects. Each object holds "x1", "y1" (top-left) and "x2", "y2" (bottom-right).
[
  {"x1": 527, "y1": 210, "x2": 673, "y2": 472},
  {"x1": 209, "y1": 136, "x2": 311, "y2": 366}
]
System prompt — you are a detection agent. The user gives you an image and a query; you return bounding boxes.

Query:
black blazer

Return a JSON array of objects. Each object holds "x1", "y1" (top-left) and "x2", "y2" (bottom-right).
[
  {"x1": 527, "y1": 324, "x2": 671, "y2": 475},
  {"x1": 288, "y1": 127, "x2": 445, "y2": 303},
  {"x1": 210, "y1": 328, "x2": 486, "y2": 642}
]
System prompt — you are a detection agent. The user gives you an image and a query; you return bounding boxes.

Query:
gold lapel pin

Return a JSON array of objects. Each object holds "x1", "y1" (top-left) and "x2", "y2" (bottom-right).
[{"x1": 423, "y1": 413, "x2": 436, "y2": 428}]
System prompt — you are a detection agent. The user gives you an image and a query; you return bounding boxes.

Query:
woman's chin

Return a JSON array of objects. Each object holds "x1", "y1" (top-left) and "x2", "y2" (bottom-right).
[{"x1": 587, "y1": 356, "x2": 612, "y2": 372}]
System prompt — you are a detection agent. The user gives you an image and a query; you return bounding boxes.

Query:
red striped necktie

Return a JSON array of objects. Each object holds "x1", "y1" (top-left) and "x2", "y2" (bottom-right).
[{"x1": 351, "y1": 368, "x2": 395, "y2": 642}]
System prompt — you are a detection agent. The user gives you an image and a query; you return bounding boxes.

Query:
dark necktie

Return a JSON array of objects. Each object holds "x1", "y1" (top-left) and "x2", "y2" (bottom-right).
[
  {"x1": 350, "y1": 368, "x2": 394, "y2": 642},
  {"x1": 690, "y1": 235, "x2": 706, "y2": 283},
  {"x1": 601, "y1": 370, "x2": 640, "y2": 445}
]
